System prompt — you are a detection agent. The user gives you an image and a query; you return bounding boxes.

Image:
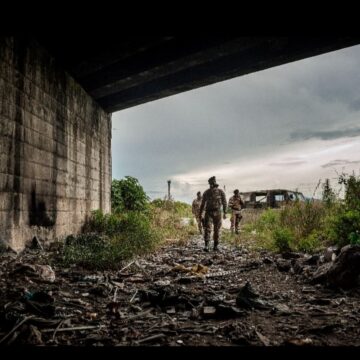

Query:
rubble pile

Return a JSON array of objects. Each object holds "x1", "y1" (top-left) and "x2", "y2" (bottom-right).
[{"x1": 0, "y1": 237, "x2": 359, "y2": 346}]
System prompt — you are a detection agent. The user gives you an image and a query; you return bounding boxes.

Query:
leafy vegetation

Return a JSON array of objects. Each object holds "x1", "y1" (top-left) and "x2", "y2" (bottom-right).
[
  {"x1": 149, "y1": 199, "x2": 197, "y2": 246},
  {"x1": 62, "y1": 177, "x2": 196, "y2": 269},
  {"x1": 325, "y1": 174, "x2": 360, "y2": 246},
  {"x1": 230, "y1": 173, "x2": 360, "y2": 253},
  {"x1": 111, "y1": 176, "x2": 149, "y2": 212},
  {"x1": 61, "y1": 172, "x2": 360, "y2": 267}
]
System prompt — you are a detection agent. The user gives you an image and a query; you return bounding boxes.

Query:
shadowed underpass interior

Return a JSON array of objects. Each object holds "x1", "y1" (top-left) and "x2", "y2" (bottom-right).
[
  {"x1": 36, "y1": 36, "x2": 360, "y2": 112},
  {"x1": 1, "y1": 36, "x2": 360, "y2": 347}
]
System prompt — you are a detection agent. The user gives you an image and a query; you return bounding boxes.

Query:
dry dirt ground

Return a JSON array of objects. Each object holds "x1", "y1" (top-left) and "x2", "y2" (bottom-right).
[{"x1": 0, "y1": 235, "x2": 359, "y2": 346}]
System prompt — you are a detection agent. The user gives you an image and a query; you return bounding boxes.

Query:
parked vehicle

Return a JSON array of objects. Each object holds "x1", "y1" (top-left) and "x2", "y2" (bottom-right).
[{"x1": 239, "y1": 189, "x2": 306, "y2": 209}]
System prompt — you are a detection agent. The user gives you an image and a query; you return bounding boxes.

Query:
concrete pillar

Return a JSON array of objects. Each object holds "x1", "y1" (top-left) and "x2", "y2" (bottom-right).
[{"x1": 0, "y1": 36, "x2": 112, "y2": 251}]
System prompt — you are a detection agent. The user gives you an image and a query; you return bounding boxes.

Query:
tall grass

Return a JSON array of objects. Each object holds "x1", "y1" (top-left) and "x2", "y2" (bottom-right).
[
  {"x1": 149, "y1": 199, "x2": 197, "y2": 245},
  {"x1": 62, "y1": 200, "x2": 197, "y2": 269},
  {"x1": 62, "y1": 210, "x2": 161, "y2": 269},
  {"x1": 240, "y1": 202, "x2": 332, "y2": 253},
  {"x1": 240, "y1": 174, "x2": 360, "y2": 253}
]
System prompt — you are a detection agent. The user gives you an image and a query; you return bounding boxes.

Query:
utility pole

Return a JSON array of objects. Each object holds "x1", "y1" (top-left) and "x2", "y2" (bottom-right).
[{"x1": 167, "y1": 180, "x2": 171, "y2": 201}]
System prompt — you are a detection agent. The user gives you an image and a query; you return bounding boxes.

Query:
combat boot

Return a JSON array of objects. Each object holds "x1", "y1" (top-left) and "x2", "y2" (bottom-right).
[{"x1": 203, "y1": 242, "x2": 209, "y2": 252}]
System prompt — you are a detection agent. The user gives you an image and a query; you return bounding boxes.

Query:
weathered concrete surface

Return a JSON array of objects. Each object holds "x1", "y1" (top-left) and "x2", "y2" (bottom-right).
[
  {"x1": 0, "y1": 36, "x2": 111, "y2": 251},
  {"x1": 37, "y1": 36, "x2": 360, "y2": 112}
]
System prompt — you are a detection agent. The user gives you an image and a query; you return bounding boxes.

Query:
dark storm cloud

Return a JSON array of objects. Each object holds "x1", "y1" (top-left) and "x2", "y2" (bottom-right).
[
  {"x1": 349, "y1": 98, "x2": 360, "y2": 111},
  {"x1": 321, "y1": 159, "x2": 360, "y2": 168},
  {"x1": 290, "y1": 127, "x2": 360, "y2": 141},
  {"x1": 269, "y1": 160, "x2": 307, "y2": 166}
]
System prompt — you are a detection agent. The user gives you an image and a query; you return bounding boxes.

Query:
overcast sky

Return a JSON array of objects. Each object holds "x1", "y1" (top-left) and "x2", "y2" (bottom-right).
[{"x1": 112, "y1": 44, "x2": 360, "y2": 204}]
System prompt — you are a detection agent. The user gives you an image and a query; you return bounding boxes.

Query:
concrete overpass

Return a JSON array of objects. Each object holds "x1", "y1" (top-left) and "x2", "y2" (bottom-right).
[
  {"x1": 1, "y1": 36, "x2": 360, "y2": 249},
  {"x1": 37, "y1": 36, "x2": 360, "y2": 113}
]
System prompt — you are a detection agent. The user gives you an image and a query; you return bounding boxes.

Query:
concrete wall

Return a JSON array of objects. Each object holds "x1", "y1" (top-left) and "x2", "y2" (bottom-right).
[{"x1": 0, "y1": 37, "x2": 112, "y2": 251}]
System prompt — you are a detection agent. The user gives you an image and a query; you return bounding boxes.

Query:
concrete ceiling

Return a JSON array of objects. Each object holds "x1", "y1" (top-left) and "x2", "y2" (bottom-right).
[{"x1": 37, "y1": 36, "x2": 360, "y2": 113}]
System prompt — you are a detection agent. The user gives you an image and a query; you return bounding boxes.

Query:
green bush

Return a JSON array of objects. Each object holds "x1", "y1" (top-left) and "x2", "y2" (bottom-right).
[
  {"x1": 62, "y1": 210, "x2": 161, "y2": 270},
  {"x1": 327, "y1": 209, "x2": 360, "y2": 247},
  {"x1": 62, "y1": 233, "x2": 112, "y2": 269},
  {"x1": 272, "y1": 227, "x2": 294, "y2": 252},
  {"x1": 325, "y1": 174, "x2": 360, "y2": 247},
  {"x1": 279, "y1": 201, "x2": 325, "y2": 241},
  {"x1": 61, "y1": 173, "x2": 198, "y2": 269},
  {"x1": 111, "y1": 176, "x2": 149, "y2": 212},
  {"x1": 349, "y1": 231, "x2": 360, "y2": 245},
  {"x1": 298, "y1": 232, "x2": 322, "y2": 253},
  {"x1": 256, "y1": 209, "x2": 280, "y2": 232},
  {"x1": 62, "y1": 196, "x2": 196, "y2": 269}
]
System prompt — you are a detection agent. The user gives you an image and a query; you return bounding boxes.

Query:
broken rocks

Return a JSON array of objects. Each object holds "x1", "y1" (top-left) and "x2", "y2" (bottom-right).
[
  {"x1": 303, "y1": 254, "x2": 320, "y2": 266},
  {"x1": 0, "y1": 234, "x2": 359, "y2": 346},
  {"x1": 29, "y1": 237, "x2": 44, "y2": 251},
  {"x1": 236, "y1": 282, "x2": 271, "y2": 310},
  {"x1": 275, "y1": 259, "x2": 291, "y2": 272},
  {"x1": 26, "y1": 324, "x2": 43, "y2": 345},
  {"x1": 281, "y1": 252, "x2": 301, "y2": 260},
  {"x1": 324, "y1": 246, "x2": 340, "y2": 263},
  {"x1": 311, "y1": 245, "x2": 360, "y2": 289},
  {"x1": 11, "y1": 263, "x2": 55, "y2": 283}
]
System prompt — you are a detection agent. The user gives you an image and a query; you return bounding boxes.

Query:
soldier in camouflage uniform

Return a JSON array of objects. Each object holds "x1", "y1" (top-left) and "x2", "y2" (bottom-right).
[
  {"x1": 200, "y1": 176, "x2": 227, "y2": 252},
  {"x1": 228, "y1": 189, "x2": 244, "y2": 234},
  {"x1": 192, "y1": 191, "x2": 204, "y2": 234}
]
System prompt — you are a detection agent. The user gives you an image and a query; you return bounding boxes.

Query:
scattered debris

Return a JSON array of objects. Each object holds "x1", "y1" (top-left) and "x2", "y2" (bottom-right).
[
  {"x1": 41, "y1": 325, "x2": 104, "y2": 333},
  {"x1": 284, "y1": 338, "x2": 313, "y2": 346},
  {"x1": 236, "y1": 282, "x2": 271, "y2": 310},
  {"x1": 271, "y1": 303, "x2": 291, "y2": 315},
  {"x1": 263, "y1": 257, "x2": 273, "y2": 264},
  {"x1": 311, "y1": 245, "x2": 360, "y2": 288},
  {"x1": 255, "y1": 330, "x2": 270, "y2": 346},
  {"x1": 324, "y1": 246, "x2": 340, "y2": 262},
  {"x1": 136, "y1": 333, "x2": 166, "y2": 344},
  {"x1": 0, "y1": 315, "x2": 35, "y2": 345},
  {"x1": 303, "y1": 255, "x2": 320, "y2": 266},
  {"x1": 275, "y1": 259, "x2": 291, "y2": 272},
  {"x1": 202, "y1": 306, "x2": 216, "y2": 317},
  {"x1": 281, "y1": 252, "x2": 301, "y2": 260},
  {"x1": 0, "y1": 236, "x2": 359, "y2": 346},
  {"x1": 11, "y1": 263, "x2": 55, "y2": 283},
  {"x1": 30, "y1": 237, "x2": 44, "y2": 251},
  {"x1": 172, "y1": 263, "x2": 208, "y2": 276},
  {"x1": 27, "y1": 325, "x2": 43, "y2": 345}
]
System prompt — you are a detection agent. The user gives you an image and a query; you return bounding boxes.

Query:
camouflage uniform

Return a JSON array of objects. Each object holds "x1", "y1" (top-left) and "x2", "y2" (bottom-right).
[
  {"x1": 228, "y1": 193, "x2": 244, "y2": 234},
  {"x1": 200, "y1": 179, "x2": 227, "y2": 251},
  {"x1": 192, "y1": 196, "x2": 204, "y2": 234}
]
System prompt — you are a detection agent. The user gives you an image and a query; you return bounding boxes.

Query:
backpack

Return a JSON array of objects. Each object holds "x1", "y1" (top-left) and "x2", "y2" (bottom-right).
[{"x1": 206, "y1": 188, "x2": 223, "y2": 211}]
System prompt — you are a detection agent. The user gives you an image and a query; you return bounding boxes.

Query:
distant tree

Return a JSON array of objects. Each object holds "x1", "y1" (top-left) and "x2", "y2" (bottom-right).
[
  {"x1": 339, "y1": 173, "x2": 360, "y2": 211},
  {"x1": 322, "y1": 178, "x2": 336, "y2": 207},
  {"x1": 111, "y1": 176, "x2": 149, "y2": 212}
]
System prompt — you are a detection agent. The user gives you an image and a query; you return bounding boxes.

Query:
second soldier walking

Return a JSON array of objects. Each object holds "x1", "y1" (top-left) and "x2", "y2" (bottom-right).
[
  {"x1": 228, "y1": 189, "x2": 244, "y2": 234},
  {"x1": 192, "y1": 191, "x2": 204, "y2": 234}
]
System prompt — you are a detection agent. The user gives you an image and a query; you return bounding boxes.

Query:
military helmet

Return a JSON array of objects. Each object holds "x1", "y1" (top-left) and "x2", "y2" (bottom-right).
[
  {"x1": 234, "y1": 189, "x2": 240, "y2": 194},
  {"x1": 208, "y1": 176, "x2": 216, "y2": 185}
]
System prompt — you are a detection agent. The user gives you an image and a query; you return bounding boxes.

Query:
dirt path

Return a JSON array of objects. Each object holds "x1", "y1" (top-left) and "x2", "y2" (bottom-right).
[{"x1": 1, "y1": 236, "x2": 359, "y2": 346}]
